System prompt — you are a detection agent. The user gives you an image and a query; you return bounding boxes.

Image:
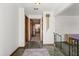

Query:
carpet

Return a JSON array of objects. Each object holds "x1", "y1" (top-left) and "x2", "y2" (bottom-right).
[{"x1": 22, "y1": 48, "x2": 49, "y2": 56}]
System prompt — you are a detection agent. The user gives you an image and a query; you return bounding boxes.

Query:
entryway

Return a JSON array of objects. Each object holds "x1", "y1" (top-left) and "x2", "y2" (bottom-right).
[
  {"x1": 11, "y1": 16, "x2": 64, "y2": 56},
  {"x1": 27, "y1": 19, "x2": 43, "y2": 48}
]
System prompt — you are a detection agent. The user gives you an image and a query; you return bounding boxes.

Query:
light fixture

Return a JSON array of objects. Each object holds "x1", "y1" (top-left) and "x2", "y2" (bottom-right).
[
  {"x1": 34, "y1": 8, "x2": 38, "y2": 10},
  {"x1": 34, "y1": 3, "x2": 40, "y2": 5},
  {"x1": 33, "y1": 1, "x2": 40, "y2": 11}
]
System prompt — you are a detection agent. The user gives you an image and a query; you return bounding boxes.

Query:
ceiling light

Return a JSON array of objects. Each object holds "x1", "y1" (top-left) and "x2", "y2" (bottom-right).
[
  {"x1": 34, "y1": 8, "x2": 38, "y2": 10},
  {"x1": 34, "y1": 3, "x2": 40, "y2": 5}
]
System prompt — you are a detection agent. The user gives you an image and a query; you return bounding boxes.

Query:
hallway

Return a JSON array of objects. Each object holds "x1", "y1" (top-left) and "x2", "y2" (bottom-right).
[
  {"x1": 12, "y1": 45, "x2": 64, "y2": 56},
  {"x1": 27, "y1": 33, "x2": 42, "y2": 48},
  {"x1": 0, "y1": 3, "x2": 78, "y2": 56},
  {"x1": 12, "y1": 34, "x2": 64, "y2": 56},
  {"x1": 12, "y1": 22, "x2": 64, "y2": 56}
]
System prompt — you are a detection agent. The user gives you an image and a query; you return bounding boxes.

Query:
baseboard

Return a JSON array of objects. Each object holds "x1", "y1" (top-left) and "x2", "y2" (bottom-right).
[
  {"x1": 43, "y1": 44, "x2": 54, "y2": 46},
  {"x1": 10, "y1": 47, "x2": 25, "y2": 56},
  {"x1": 10, "y1": 47, "x2": 19, "y2": 56}
]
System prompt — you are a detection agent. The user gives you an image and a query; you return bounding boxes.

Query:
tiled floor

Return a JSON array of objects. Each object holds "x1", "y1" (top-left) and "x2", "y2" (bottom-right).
[
  {"x1": 12, "y1": 35, "x2": 64, "y2": 56},
  {"x1": 22, "y1": 48, "x2": 49, "y2": 56},
  {"x1": 43, "y1": 45, "x2": 64, "y2": 56},
  {"x1": 12, "y1": 45, "x2": 64, "y2": 56}
]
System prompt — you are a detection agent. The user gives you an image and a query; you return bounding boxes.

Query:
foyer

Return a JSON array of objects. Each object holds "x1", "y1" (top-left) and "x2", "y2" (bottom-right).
[{"x1": 0, "y1": 3, "x2": 79, "y2": 56}]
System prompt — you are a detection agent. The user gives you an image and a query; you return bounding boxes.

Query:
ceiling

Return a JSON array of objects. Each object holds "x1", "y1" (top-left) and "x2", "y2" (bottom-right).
[
  {"x1": 58, "y1": 3, "x2": 79, "y2": 16},
  {"x1": 17, "y1": 3, "x2": 71, "y2": 15}
]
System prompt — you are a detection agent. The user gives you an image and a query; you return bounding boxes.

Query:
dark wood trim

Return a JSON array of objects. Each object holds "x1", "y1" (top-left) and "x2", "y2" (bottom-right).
[
  {"x1": 25, "y1": 16, "x2": 29, "y2": 44},
  {"x1": 10, "y1": 47, "x2": 19, "y2": 56},
  {"x1": 10, "y1": 47, "x2": 25, "y2": 56}
]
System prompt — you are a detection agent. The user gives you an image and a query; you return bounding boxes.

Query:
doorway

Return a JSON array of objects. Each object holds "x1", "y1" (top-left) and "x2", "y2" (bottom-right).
[
  {"x1": 30, "y1": 19, "x2": 40, "y2": 41},
  {"x1": 28, "y1": 19, "x2": 43, "y2": 48}
]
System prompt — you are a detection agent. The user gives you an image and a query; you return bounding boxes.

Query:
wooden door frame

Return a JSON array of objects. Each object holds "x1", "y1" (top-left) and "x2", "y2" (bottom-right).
[
  {"x1": 25, "y1": 17, "x2": 43, "y2": 46},
  {"x1": 25, "y1": 16, "x2": 29, "y2": 44}
]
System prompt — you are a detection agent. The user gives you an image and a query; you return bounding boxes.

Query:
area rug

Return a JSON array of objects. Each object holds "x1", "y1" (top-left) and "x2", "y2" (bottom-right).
[{"x1": 22, "y1": 48, "x2": 49, "y2": 56}]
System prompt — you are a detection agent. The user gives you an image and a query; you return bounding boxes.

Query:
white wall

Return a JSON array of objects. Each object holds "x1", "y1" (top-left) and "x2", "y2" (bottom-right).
[
  {"x1": 29, "y1": 15, "x2": 42, "y2": 19},
  {"x1": 55, "y1": 16, "x2": 79, "y2": 41},
  {"x1": 18, "y1": 8, "x2": 25, "y2": 47},
  {"x1": 55, "y1": 16, "x2": 79, "y2": 34},
  {"x1": 43, "y1": 12, "x2": 55, "y2": 44},
  {"x1": 0, "y1": 4, "x2": 19, "y2": 56}
]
